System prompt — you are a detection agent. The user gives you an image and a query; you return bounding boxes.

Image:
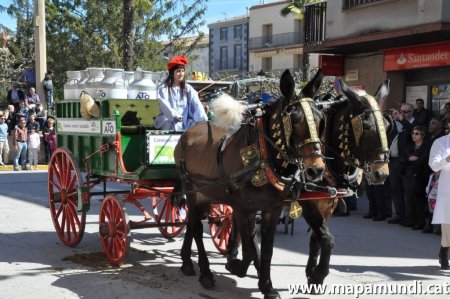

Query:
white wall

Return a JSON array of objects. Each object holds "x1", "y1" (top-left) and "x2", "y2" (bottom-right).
[{"x1": 326, "y1": 0, "x2": 445, "y2": 40}]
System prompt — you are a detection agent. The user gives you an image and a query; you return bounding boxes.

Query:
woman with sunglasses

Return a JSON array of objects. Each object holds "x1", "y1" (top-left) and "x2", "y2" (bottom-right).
[{"x1": 400, "y1": 126, "x2": 432, "y2": 230}]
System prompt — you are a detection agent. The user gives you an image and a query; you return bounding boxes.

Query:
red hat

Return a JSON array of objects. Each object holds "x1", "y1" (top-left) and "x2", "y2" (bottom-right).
[{"x1": 167, "y1": 55, "x2": 189, "y2": 70}]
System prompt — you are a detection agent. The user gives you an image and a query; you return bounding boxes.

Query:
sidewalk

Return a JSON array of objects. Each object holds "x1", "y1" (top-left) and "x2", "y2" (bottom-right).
[{"x1": 0, "y1": 164, "x2": 48, "y2": 171}]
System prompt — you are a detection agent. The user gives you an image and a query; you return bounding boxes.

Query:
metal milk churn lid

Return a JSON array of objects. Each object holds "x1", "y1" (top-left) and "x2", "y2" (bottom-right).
[{"x1": 64, "y1": 70, "x2": 81, "y2": 100}]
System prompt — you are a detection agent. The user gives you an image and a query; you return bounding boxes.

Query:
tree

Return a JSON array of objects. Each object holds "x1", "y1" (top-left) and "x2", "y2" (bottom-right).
[
  {"x1": 0, "y1": 0, "x2": 207, "y2": 100},
  {"x1": 280, "y1": 0, "x2": 321, "y2": 81}
]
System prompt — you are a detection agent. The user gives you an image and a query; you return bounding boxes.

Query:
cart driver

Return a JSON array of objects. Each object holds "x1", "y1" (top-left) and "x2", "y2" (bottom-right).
[{"x1": 155, "y1": 55, "x2": 208, "y2": 131}]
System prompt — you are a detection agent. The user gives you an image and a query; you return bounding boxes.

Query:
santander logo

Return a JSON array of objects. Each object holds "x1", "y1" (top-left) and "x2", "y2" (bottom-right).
[
  {"x1": 396, "y1": 50, "x2": 449, "y2": 65},
  {"x1": 396, "y1": 53, "x2": 407, "y2": 64}
]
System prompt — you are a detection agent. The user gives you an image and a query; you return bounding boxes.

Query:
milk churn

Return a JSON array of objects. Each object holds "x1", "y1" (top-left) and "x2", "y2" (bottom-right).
[
  {"x1": 123, "y1": 71, "x2": 135, "y2": 87},
  {"x1": 63, "y1": 71, "x2": 81, "y2": 100},
  {"x1": 74, "y1": 70, "x2": 89, "y2": 99},
  {"x1": 84, "y1": 67, "x2": 105, "y2": 97},
  {"x1": 97, "y1": 68, "x2": 127, "y2": 99},
  {"x1": 127, "y1": 70, "x2": 157, "y2": 100}
]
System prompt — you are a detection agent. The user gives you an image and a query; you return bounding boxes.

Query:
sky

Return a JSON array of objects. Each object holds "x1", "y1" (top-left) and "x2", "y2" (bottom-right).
[{"x1": 0, "y1": 0, "x2": 279, "y2": 34}]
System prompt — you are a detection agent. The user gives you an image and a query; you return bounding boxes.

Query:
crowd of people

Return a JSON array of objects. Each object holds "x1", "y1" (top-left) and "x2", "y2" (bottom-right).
[
  {"x1": 352, "y1": 98, "x2": 450, "y2": 269},
  {"x1": 0, "y1": 66, "x2": 56, "y2": 170}
]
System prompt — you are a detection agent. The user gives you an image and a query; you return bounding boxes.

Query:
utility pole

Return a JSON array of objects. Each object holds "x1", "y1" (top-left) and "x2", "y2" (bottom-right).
[{"x1": 34, "y1": 0, "x2": 47, "y2": 108}]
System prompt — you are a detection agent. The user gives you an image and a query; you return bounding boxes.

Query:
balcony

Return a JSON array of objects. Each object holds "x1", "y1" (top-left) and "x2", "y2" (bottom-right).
[
  {"x1": 304, "y1": 1, "x2": 327, "y2": 46},
  {"x1": 248, "y1": 32, "x2": 303, "y2": 51}
]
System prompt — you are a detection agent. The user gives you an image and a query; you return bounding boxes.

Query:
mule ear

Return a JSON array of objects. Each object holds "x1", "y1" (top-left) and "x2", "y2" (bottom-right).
[
  {"x1": 374, "y1": 79, "x2": 390, "y2": 103},
  {"x1": 339, "y1": 78, "x2": 365, "y2": 111},
  {"x1": 280, "y1": 69, "x2": 295, "y2": 100},
  {"x1": 301, "y1": 69, "x2": 323, "y2": 98}
]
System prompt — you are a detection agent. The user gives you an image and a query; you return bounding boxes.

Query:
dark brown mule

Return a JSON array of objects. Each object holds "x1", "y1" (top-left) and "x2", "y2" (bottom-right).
[
  {"x1": 175, "y1": 70, "x2": 326, "y2": 299},
  {"x1": 301, "y1": 78, "x2": 391, "y2": 290},
  {"x1": 225, "y1": 76, "x2": 391, "y2": 290}
]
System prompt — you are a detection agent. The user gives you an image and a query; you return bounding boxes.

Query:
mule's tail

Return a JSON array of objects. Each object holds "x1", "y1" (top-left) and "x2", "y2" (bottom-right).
[{"x1": 210, "y1": 93, "x2": 244, "y2": 130}]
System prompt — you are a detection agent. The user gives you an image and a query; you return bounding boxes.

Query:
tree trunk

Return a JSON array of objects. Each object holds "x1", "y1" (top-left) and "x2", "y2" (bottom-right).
[
  {"x1": 302, "y1": 53, "x2": 310, "y2": 81},
  {"x1": 123, "y1": 0, "x2": 134, "y2": 71}
]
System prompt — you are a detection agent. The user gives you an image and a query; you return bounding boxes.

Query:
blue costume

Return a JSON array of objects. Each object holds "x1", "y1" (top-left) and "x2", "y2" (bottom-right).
[{"x1": 155, "y1": 83, "x2": 208, "y2": 131}]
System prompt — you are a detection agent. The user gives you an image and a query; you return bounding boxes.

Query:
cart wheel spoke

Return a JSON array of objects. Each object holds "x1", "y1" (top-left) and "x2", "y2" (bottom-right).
[
  {"x1": 48, "y1": 148, "x2": 86, "y2": 247},
  {"x1": 152, "y1": 190, "x2": 187, "y2": 239},
  {"x1": 99, "y1": 194, "x2": 129, "y2": 265},
  {"x1": 209, "y1": 204, "x2": 234, "y2": 255}
]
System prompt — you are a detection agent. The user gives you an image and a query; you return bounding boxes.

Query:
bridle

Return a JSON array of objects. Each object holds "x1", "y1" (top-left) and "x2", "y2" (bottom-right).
[
  {"x1": 348, "y1": 94, "x2": 389, "y2": 179},
  {"x1": 269, "y1": 95, "x2": 324, "y2": 183}
]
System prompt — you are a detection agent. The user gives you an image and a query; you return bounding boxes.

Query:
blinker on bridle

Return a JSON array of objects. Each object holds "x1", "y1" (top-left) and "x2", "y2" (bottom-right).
[{"x1": 349, "y1": 94, "x2": 389, "y2": 174}]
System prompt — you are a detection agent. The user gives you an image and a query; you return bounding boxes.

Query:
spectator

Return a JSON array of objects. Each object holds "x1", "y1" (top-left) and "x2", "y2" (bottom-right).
[
  {"x1": 20, "y1": 63, "x2": 36, "y2": 89},
  {"x1": 13, "y1": 118, "x2": 28, "y2": 171},
  {"x1": 412, "y1": 98, "x2": 432, "y2": 126},
  {"x1": 27, "y1": 127, "x2": 40, "y2": 170},
  {"x1": 400, "y1": 126, "x2": 431, "y2": 230},
  {"x1": 26, "y1": 113, "x2": 40, "y2": 133},
  {"x1": 0, "y1": 111, "x2": 9, "y2": 166},
  {"x1": 43, "y1": 70, "x2": 54, "y2": 109},
  {"x1": 25, "y1": 87, "x2": 40, "y2": 109},
  {"x1": 429, "y1": 118, "x2": 445, "y2": 143},
  {"x1": 17, "y1": 99, "x2": 30, "y2": 122},
  {"x1": 6, "y1": 82, "x2": 25, "y2": 110},
  {"x1": 5, "y1": 105, "x2": 16, "y2": 135},
  {"x1": 34, "y1": 103, "x2": 47, "y2": 129},
  {"x1": 422, "y1": 118, "x2": 445, "y2": 233},
  {"x1": 387, "y1": 103, "x2": 418, "y2": 225},
  {"x1": 43, "y1": 117, "x2": 56, "y2": 163},
  {"x1": 428, "y1": 126, "x2": 450, "y2": 270},
  {"x1": 441, "y1": 102, "x2": 450, "y2": 124}
]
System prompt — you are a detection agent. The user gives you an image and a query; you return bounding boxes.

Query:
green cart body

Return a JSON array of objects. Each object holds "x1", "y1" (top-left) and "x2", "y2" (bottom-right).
[{"x1": 48, "y1": 81, "x2": 236, "y2": 264}]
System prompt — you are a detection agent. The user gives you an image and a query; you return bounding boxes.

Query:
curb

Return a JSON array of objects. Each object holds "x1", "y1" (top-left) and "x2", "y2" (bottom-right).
[{"x1": 0, "y1": 165, "x2": 48, "y2": 171}]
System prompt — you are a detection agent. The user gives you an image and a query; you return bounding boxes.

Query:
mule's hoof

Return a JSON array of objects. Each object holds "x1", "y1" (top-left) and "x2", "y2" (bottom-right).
[
  {"x1": 199, "y1": 273, "x2": 216, "y2": 289},
  {"x1": 307, "y1": 282, "x2": 325, "y2": 295},
  {"x1": 225, "y1": 259, "x2": 246, "y2": 277},
  {"x1": 263, "y1": 291, "x2": 281, "y2": 299},
  {"x1": 180, "y1": 263, "x2": 196, "y2": 276}
]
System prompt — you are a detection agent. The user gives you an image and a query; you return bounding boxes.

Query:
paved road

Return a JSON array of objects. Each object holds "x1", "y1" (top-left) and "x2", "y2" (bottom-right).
[{"x1": 0, "y1": 171, "x2": 448, "y2": 299}]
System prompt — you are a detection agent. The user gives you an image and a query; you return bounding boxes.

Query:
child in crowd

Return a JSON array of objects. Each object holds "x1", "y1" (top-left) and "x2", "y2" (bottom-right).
[
  {"x1": 28, "y1": 127, "x2": 40, "y2": 170},
  {"x1": 26, "y1": 113, "x2": 40, "y2": 132},
  {"x1": 43, "y1": 117, "x2": 56, "y2": 163},
  {"x1": 0, "y1": 112, "x2": 9, "y2": 166}
]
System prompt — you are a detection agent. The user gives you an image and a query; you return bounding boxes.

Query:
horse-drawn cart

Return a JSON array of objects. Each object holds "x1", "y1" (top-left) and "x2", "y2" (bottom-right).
[{"x1": 48, "y1": 77, "x2": 239, "y2": 264}]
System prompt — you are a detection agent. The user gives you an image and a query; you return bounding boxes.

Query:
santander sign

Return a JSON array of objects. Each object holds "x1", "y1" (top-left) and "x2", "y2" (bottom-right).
[{"x1": 384, "y1": 42, "x2": 450, "y2": 71}]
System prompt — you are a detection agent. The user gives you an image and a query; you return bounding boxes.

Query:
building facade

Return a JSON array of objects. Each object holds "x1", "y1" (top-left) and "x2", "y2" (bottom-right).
[
  {"x1": 208, "y1": 15, "x2": 249, "y2": 78},
  {"x1": 304, "y1": 0, "x2": 450, "y2": 114},
  {"x1": 248, "y1": 1, "x2": 317, "y2": 76}
]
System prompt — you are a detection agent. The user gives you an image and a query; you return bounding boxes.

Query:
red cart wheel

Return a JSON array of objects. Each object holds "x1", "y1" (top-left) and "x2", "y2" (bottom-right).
[
  {"x1": 48, "y1": 147, "x2": 86, "y2": 247},
  {"x1": 99, "y1": 194, "x2": 130, "y2": 265},
  {"x1": 209, "y1": 204, "x2": 233, "y2": 254},
  {"x1": 152, "y1": 192, "x2": 187, "y2": 239}
]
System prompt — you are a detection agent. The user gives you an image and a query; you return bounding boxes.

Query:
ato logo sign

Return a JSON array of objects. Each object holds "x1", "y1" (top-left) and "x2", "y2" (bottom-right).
[{"x1": 102, "y1": 121, "x2": 116, "y2": 135}]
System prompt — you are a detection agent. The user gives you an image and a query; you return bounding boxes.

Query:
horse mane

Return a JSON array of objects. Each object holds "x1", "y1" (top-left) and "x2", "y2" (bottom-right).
[{"x1": 209, "y1": 93, "x2": 244, "y2": 130}]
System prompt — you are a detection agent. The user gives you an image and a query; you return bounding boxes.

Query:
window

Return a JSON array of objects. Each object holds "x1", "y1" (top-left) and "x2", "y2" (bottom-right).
[
  {"x1": 220, "y1": 47, "x2": 228, "y2": 69},
  {"x1": 343, "y1": 0, "x2": 383, "y2": 10},
  {"x1": 234, "y1": 45, "x2": 242, "y2": 69},
  {"x1": 220, "y1": 27, "x2": 228, "y2": 41},
  {"x1": 234, "y1": 25, "x2": 242, "y2": 40}
]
